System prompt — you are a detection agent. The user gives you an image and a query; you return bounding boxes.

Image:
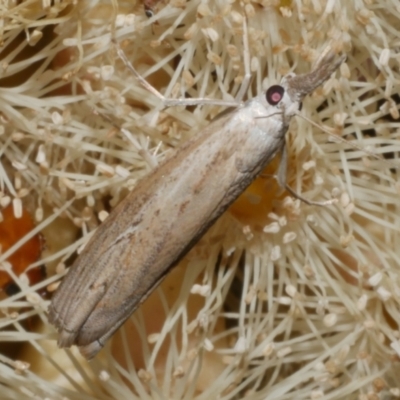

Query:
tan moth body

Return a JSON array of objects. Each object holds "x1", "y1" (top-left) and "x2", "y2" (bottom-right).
[{"x1": 48, "y1": 52, "x2": 345, "y2": 359}]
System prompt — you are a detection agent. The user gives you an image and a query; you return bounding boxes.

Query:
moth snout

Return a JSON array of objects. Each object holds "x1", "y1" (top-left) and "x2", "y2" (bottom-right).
[{"x1": 284, "y1": 52, "x2": 346, "y2": 101}]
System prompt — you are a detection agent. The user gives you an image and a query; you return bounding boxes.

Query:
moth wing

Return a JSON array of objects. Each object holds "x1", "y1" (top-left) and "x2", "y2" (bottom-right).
[{"x1": 49, "y1": 107, "x2": 247, "y2": 356}]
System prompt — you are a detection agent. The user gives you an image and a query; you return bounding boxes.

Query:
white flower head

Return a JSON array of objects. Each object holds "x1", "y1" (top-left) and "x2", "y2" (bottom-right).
[{"x1": 0, "y1": 1, "x2": 399, "y2": 399}]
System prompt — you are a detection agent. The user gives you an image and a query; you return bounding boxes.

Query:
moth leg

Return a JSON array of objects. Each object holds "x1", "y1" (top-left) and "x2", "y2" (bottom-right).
[
  {"x1": 277, "y1": 145, "x2": 338, "y2": 206},
  {"x1": 114, "y1": 41, "x2": 241, "y2": 109},
  {"x1": 234, "y1": 17, "x2": 252, "y2": 102}
]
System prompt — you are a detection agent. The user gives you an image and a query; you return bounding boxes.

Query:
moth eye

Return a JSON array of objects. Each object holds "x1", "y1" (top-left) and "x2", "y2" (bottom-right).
[
  {"x1": 266, "y1": 85, "x2": 285, "y2": 106},
  {"x1": 299, "y1": 102, "x2": 303, "y2": 111}
]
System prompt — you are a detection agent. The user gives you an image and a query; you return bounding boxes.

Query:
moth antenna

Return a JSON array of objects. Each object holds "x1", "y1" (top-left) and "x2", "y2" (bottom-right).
[
  {"x1": 112, "y1": 41, "x2": 241, "y2": 108},
  {"x1": 234, "y1": 17, "x2": 251, "y2": 102},
  {"x1": 296, "y1": 111, "x2": 400, "y2": 169}
]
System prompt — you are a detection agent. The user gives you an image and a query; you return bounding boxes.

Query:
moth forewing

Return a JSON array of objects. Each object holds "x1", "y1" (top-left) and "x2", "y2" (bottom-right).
[{"x1": 48, "y1": 51, "x2": 345, "y2": 359}]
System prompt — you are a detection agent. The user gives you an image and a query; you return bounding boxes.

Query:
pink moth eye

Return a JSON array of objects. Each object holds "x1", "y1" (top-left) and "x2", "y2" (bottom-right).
[{"x1": 266, "y1": 85, "x2": 284, "y2": 105}]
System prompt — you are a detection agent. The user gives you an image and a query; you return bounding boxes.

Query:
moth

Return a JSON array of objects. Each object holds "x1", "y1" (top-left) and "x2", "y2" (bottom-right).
[{"x1": 48, "y1": 46, "x2": 345, "y2": 359}]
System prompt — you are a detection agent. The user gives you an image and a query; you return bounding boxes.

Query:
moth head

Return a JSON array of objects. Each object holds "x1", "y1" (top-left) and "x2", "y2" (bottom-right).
[{"x1": 264, "y1": 79, "x2": 301, "y2": 118}]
